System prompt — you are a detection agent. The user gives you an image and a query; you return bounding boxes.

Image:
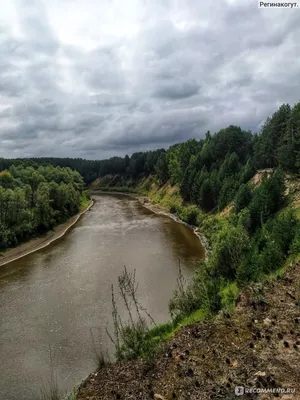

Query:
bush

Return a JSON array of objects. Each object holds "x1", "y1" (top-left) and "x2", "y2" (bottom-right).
[
  {"x1": 220, "y1": 282, "x2": 239, "y2": 312},
  {"x1": 169, "y1": 262, "x2": 204, "y2": 321},
  {"x1": 290, "y1": 230, "x2": 300, "y2": 257},
  {"x1": 184, "y1": 206, "x2": 200, "y2": 226},
  {"x1": 237, "y1": 210, "x2": 300, "y2": 284},
  {"x1": 209, "y1": 224, "x2": 250, "y2": 281}
]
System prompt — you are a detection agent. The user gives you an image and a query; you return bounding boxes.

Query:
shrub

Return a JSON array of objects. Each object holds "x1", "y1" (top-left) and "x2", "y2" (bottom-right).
[
  {"x1": 169, "y1": 262, "x2": 204, "y2": 321},
  {"x1": 209, "y1": 224, "x2": 250, "y2": 281},
  {"x1": 290, "y1": 230, "x2": 300, "y2": 257},
  {"x1": 220, "y1": 282, "x2": 239, "y2": 312},
  {"x1": 184, "y1": 206, "x2": 200, "y2": 226},
  {"x1": 106, "y1": 267, "x2": 158, "y2": 361}
]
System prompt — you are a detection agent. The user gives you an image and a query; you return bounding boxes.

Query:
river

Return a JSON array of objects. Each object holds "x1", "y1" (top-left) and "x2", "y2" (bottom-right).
[{"x1": 0, "y1": 194, "x2": 205, "y2": 400}]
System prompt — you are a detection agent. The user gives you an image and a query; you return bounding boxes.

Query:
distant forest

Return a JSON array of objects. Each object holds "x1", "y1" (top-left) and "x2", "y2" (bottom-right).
[
  {"x1": 1, "y1": 101, "x2": 299, "y2": 209},
  {"x1": 0, "y1": 165, "x2": 85, "y2": 249}
]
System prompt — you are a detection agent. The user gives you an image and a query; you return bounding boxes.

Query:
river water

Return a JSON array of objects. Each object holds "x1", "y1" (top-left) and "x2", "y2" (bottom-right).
[{"x1": 0, "y1": 194, "x2": 205, "y2": 400}]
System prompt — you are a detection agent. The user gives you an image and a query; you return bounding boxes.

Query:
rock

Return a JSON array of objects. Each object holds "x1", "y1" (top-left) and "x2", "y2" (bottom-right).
[
  {"x1": 263, "y1": 317, "x2": 272, "y2": 326},
  {"x1": 154, "y1": 395, "x2": 167, "y2": 400},
  {"x1": 254, "y1": 371, "x2": 266, "y2": 377}
]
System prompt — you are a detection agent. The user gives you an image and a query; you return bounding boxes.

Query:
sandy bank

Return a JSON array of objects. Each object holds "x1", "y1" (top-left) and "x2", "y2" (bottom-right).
[{"x1": 0, "y1": 200, "x2": 94, "y2": 267}]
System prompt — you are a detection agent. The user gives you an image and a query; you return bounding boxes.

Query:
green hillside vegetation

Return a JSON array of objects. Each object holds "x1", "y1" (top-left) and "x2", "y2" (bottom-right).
[
  {"x1": 87, "y1": 102, "x2": 300, "y2": 362},
  {"x1": 0, "y1": 165, "x2": 86, "y2": 249}
]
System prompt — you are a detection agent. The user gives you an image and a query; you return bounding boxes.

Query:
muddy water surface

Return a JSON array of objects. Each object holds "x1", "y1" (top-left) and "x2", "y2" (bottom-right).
[{"x1": 0, "y1": 194, "x2": 205, "y2": 400}]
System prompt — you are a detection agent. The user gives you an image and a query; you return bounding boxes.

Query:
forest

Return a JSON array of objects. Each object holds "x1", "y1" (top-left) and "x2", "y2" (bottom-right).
[{"x1": 0, "y1": 165, "x2": 85, "y2": 249}]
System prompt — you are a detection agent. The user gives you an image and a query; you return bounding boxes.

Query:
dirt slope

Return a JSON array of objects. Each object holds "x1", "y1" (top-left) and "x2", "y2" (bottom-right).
[{"x1": 76, "y1": 261, "x2": 300, "y2": 400}]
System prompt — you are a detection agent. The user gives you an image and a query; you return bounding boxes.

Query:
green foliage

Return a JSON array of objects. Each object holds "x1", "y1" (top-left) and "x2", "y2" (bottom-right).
[
  {"x1": 237, "y1": 208, "x2": 251, "y2": 231},
  {"x1": 237, "y1": 210, "x2": 300, "y2": 284},
  {"x1": 248, "y1": 168, "x2": 286, "y2": 231},
  {"x1": 220, "y1": 282, "x2": 239, "y2": 312},
  {"x1": 155, "y1": 152, "x2": 170, "y2": 184},
  {"x1": 290, "y1": 229, "x2": 300, "y2": 257},
  {"x1": 106, "y1": 266, "x2": 162, "y2": 361},
  {"x1": 254, "y1": 103, "x2": 298, "y2": 171},
  {"x1": 169, "y1": 260, "x2": 223, "y2": 320},
  {"x1": 209, "y1": 224, "x2": 250, "y2": 281},
  {"x1": 234, "y1": 184, "x2": 252, "y2": 214},
  {"x1": 0, "y1": 164, "x2": 84, "y2": 249},
  {"x1": 176, "y1": 205, "x2": 200, "y2": 226}
]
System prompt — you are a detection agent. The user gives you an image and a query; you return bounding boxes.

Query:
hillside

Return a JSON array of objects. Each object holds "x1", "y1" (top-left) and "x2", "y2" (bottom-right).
[
  {"x1": 76, "y1": 260, "x2": 300, "y2": 400},
  {"x1": 76, "y1": 170, "x2": 300, "y2": 398}
]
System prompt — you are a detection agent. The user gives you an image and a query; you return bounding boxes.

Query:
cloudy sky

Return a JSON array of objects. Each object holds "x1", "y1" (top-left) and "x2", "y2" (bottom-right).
[{"x1": 0, "y1": 0, "x2": 299, "y2": 159}]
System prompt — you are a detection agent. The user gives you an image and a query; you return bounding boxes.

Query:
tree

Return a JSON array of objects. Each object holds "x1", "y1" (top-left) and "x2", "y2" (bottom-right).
[
  {"x1": 0, "y1": 163, "x2": 84, "y2": 248},
  {"x1": 234, "y1": 184, "x2": 252, "y2": 213},
  {"x1": 155, "y1": 152, "x2": 169, "y2": 184},
  {"x1": 209, "y1": 225, "x2": 249, "y2": 281},
  {"x1": 249, "y1": 168, "x2": 285, "y2": 231}
]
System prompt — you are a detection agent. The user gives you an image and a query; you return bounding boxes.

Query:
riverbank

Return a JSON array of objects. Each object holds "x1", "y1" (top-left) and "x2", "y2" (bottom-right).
[
  {"x1": 137, "y1": 196, "x2": 210, "y2": 258},
  {"x1": 0, "y1": 199, "x2": 94, "y2": 267}
]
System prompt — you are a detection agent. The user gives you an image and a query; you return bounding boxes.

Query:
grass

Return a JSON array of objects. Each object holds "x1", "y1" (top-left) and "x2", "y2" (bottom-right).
[
  {"x1": 139, "y1": 307, "x2": 211, "y2": 351},
  {"x1": 39, "y1": 348, "x2": 62, "y2": 400},
  {"x1": 220, "y1": 282, "x2": 239, "y2": 313},
  {"x1": 79, "y1": 192, "x2": 91, "y2": 212},
  {"x1": 63, "y1": 390, "x2": 77, "y2": 400},
  {"x1": 180, "y1": 306, "x2": 211, "y2": 327}
]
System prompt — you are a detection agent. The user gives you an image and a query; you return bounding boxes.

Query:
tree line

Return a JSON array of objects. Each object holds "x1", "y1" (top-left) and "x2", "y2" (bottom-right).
[
  {"x1": 0, "y1": 164, "x2": 85, "y2": 249},
  {"x1": 2, "y1": 101, "x2": 299, "y2": 205}
]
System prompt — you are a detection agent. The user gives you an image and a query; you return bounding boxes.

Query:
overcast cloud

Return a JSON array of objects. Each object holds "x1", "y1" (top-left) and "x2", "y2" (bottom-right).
[{"x1": 0, "y1": 0, "x2": 299, "y2": 159}]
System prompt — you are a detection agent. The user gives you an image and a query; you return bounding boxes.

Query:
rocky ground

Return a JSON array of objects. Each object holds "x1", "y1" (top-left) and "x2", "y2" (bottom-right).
[{"x1": 76, "y1": 261, "x2": 300, "y2": 400}]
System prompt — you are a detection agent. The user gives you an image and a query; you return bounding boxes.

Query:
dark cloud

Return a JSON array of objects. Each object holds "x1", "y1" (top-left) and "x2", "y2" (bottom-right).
[
  {"x1": 152, "y1": 80, "x2": 200, "y2": 100},
  {"x1": 0, "y1": 0, "x2": 299, "y2": 159}
]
